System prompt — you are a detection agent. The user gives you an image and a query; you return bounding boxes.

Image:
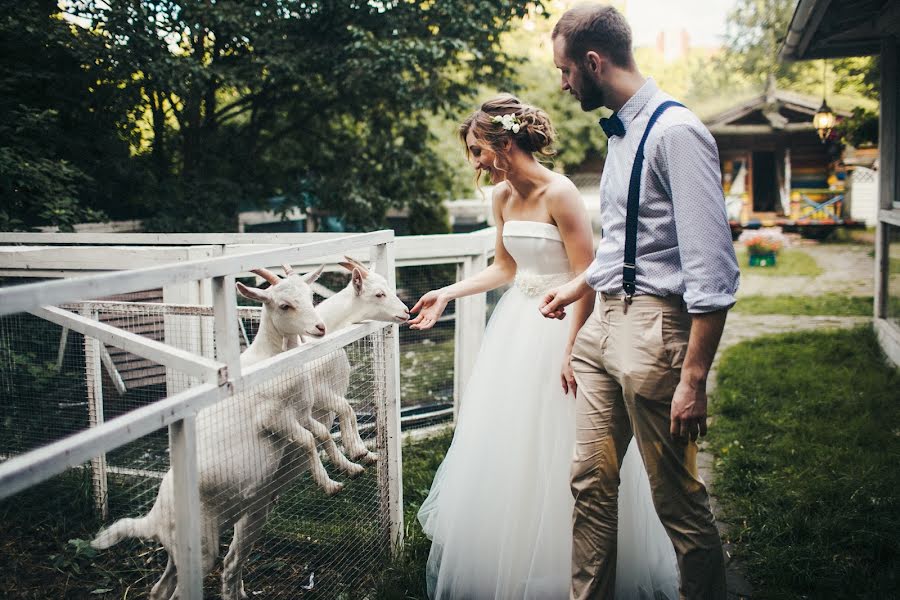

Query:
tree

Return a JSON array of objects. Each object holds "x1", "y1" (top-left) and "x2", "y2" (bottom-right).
[
  {"x1": 59, "y1": 0, "x2": 541, "y2": 233},
  {"x1": 0, "y1": 1, "x2": 134, "y2": 231}
]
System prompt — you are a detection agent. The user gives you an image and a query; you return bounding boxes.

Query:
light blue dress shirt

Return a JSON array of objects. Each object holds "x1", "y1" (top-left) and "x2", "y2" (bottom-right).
[{"x1": 585, "y1": 78, "x2": 740, "y2": 313}]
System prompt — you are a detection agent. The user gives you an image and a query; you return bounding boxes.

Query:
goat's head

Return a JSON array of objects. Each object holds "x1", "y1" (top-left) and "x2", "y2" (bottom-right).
[
  {"x1": 236, "y1": 264, "x2": 327, "y2": 340},
  {"x1": 338, "y1": 256, "x2": 409, "y2": 323}
]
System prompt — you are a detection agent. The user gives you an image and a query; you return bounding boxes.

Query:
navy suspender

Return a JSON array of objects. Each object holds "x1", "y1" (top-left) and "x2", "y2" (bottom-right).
[{"x1": 622, "y1": 100, "x2": 684, "y2": 302}]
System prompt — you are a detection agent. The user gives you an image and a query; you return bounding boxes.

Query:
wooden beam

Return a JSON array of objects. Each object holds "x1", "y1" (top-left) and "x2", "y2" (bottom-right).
[
  {"x1": 0, "y1": 231, "x2": 393, "y2": 316},
  {"x1": 31, "y1": 306, "x2": 225, "y2": 383}
]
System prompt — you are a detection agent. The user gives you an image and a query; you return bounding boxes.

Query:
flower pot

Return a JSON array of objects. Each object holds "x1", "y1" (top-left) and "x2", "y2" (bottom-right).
[{"x1": 748, "y1": 252, "x2": 777, "y2": 267}]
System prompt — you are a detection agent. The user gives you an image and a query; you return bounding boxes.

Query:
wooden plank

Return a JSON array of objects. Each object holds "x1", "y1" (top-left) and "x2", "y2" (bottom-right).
[
  {"x1": 98, "y1": 342, "x2": 127, "y2": 395},
  {"x1": 239, "y1": 321, "x2": 385, "y2": 392},
  {"x1": 212, "y1": 275, "x2": 241, "y2": 387},
  {"x1": 875, "y1": 39, "x2": 898, "y2": 320},
  {"x1": 453, "y1": 253, "x2": 487, "y2": 419},
  {"x1": 0, "y1": 231, "x2": 393, "y2": 316},
  {"x1": 169, "y1": 416, "x2": 203, "y2": 600},
  {"x1": 82, "y1": 307, "x2": 109, "y2": 520},
  {"x1": 31, "y1": 306, "x2": 224, "y2": 382},
  {"x1": 0, "y1": 245, "x2": 220, "y2": 270},
  {"x1": 0, "y1": 232, "x2": 347, "y2": 245},
  {"x1": 372, "y1": 242, "x2": 404, "y2": 555},
  {"x1": 874, "y1": 318, "x2": 900, "y2": 368}
]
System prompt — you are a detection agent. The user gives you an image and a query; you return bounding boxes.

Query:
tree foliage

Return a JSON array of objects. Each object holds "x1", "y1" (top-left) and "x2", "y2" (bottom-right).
[
  {"x1": 50, "y1": 0, "x2": 540, "y2": 233},
  {"x1": 0, "y1": 1, "x2": 135, "y2": 231}
]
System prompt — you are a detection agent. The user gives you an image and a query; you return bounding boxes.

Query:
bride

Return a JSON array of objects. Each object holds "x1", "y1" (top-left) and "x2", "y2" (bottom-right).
[{"x1": 410, "y1": 94, "x2": 680, "y2": 599}]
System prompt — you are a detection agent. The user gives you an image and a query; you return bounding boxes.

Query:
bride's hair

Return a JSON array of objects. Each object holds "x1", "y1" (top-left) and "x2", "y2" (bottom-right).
[{"x1": 459, "y1": 94, "x2": 557, "y2": 180}]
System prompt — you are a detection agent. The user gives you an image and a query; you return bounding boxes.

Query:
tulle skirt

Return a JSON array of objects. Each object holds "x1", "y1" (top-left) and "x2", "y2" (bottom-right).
[{"x1": 417, "y1": 286, "x2": 679, "y2": 599}]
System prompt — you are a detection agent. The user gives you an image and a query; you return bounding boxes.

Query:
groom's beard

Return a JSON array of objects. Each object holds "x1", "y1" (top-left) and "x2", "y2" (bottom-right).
[{"x1": 578, "y1": 76, "x2": 606, "y2": 112}]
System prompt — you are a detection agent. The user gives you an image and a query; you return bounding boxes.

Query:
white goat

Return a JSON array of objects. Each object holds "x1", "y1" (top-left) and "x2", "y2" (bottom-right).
[
  {"x1": 91, "y1": 266, "x2": 333, "y2": 600},
  {"x1": 310, "y1": 256, "x2": 410, "y2": 461},
  {"x1": 222, "y1": 256, "x2": 409, "y2": 599}
]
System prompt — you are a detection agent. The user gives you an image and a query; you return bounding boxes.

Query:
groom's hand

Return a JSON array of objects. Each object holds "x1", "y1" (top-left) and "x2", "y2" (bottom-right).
[
  {"x1": 540, "y1": 288, "x2": 568, "y2": 320},
  {"x1": 540, "y1": 274, "x2": 589, "y2": 320},
  {"x1": 670, "y1": 379, "x2": 708, "y2": 441}
]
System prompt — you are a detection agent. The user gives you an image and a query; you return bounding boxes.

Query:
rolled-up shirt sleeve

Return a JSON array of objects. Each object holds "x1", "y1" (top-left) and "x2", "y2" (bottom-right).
[{"x1": 651, "y1": 122, "x2": 740, "y2": 313}]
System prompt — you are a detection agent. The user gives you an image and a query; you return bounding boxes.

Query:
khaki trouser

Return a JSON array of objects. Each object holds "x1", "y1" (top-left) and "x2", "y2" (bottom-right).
[{"x1": 569, "y1": 293, "x2": 726, "y2": 600}]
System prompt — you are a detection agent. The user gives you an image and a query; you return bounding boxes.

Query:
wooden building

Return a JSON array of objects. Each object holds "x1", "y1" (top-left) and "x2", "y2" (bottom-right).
[
  {"x1": 780, "y1": 0, "x2": 900, "y2": 365},
  {"x1": 704, "y1": 76, "x2": 851, "y2": 227}
]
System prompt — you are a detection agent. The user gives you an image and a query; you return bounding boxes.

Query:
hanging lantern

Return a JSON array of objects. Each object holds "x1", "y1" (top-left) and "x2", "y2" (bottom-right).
[
  {"x1": 813, "y1": 99, "x2": 836, "y2": 141},
  {"x1": 813, "y1": 59, "x2": 836, "y2": 142}
]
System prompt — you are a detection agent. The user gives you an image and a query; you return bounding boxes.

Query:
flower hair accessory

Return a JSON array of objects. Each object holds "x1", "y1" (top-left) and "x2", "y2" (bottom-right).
[{"x1": 492, "y1": 113, "x2": 521, "y2": 134}]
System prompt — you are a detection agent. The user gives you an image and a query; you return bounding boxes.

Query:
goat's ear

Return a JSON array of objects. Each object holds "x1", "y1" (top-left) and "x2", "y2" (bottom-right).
[
  {"x1": 236, "y1": 281, "x2": 269, "y2": 303},
  {"x1": 303, "y1": 264, "x2": 325, "y2": 284},
  {"x1": 352, "y1": 268, "x2": 365, "y2": 296}
]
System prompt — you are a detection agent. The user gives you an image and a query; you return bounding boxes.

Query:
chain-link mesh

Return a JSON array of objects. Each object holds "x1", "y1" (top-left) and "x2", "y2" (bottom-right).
[{"x1": 0, "y1": 295, "x2": 394, "y2": 599}]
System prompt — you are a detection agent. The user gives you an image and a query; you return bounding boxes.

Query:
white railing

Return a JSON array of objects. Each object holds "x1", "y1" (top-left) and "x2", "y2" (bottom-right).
[
  {"x1": 0, "y1": 230, "x2": 497, "y2": 419},
  {"x1": 0, "y1": 231, "x2": 402, "y2": 599}
]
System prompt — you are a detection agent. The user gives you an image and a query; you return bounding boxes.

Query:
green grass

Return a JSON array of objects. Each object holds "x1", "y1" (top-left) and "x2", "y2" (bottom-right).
[
  {"x1": 733, "y1": 294, "x2": 873, "y2": 316},
  {"x1": 709, "y1": 327, "x2": 900, "y2": 599},
  {"x1": 399, "y1": 337, "x2": 455, "y2": 408},
  {"x1": 374, "y1": 429, "x2": 453, "y2": 599},
  {"x1": 735, "y1": 248, "x2": 823, "y2": 277}
]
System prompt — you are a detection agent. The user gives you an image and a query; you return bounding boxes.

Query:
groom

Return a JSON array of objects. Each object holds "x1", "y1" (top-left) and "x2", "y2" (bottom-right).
[{"x1": 540, "y1": 5, "x2": 738, "y2": 600}]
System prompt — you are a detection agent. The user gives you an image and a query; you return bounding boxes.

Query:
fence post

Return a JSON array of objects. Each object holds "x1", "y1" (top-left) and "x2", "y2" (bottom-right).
[
  {"x1": 81, "y1": 307, "x2": 109, "y2": 520},
  {"x1": 371, "y1": 241, "x2": 404, "y2": 556},
  {"x1": 211, "y1": 275, "x2": 241, "y2": 386},
  {"x1": 169, "y1": 416, "x2": 203, "y2": 600},
  {"x1": 453, "y1": 250, "x2": 488, "y2": 419}
]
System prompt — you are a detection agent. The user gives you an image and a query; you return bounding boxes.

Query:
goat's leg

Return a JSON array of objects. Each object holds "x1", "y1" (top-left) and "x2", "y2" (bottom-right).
[
  {"x1": 149, "y1": 556, "x2": 177, "y2": 600},
  {"x1": 222, "y1": 503, "x2": 273, "y2": 600},
  {"x1": 330, "y1": 394, "x2": 377, "y2": 464},
  {"x1": 170, "y1": 518, "x2": 220, "y2": 600},
  {"x1": 281, "y1": 419, "x2": 344, "y2": 495},
  {"x1": 223, "y1": 515, "x2": 252, "y2": 600},
  {"x1": 303, "y1": 415, "x2": 364, "y2": 476}
]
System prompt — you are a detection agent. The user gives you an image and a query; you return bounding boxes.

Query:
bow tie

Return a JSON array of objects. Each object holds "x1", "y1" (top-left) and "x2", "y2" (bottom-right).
[{"x1": 599, "y1": 113, "x2": 625, "y2": 138}]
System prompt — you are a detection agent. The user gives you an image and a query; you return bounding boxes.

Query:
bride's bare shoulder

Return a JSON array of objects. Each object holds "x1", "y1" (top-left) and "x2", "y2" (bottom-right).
[
  {"x1": 491, "y1": 181, "x2": 513, "y2": 218},
  {"x1": 546, "y1": 173, "x2": 583, "y2": 211}
]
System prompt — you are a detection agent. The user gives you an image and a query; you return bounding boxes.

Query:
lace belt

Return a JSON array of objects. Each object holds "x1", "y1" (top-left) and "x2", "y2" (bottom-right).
[{"x1": 513, "y1": 271, "x2": 571, "y2": 297}]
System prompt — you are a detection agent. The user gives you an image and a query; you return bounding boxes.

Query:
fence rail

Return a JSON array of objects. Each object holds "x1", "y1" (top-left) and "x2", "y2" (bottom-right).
[{"x1": 0, "y1": 232, "x2": 404, "y2": 599}]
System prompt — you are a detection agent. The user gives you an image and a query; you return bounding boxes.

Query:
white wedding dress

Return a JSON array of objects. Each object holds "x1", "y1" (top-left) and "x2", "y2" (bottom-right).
[{"x1": 418, "y1": 220, "x2": 680, "y2": 599}]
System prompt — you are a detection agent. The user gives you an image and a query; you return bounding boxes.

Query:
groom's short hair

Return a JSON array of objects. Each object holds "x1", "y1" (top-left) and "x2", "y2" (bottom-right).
[{"x1": 552, "y1": 4, "x2": 634, "y2": 69}]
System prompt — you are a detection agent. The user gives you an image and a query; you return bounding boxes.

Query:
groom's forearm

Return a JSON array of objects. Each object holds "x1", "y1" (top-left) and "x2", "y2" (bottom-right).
[
  {"x1": 566, "y1": 281, "x2": 595, "y2": 352},
  {"x1": 681, "y1": 309, "x2": 728, "y2": 387}
]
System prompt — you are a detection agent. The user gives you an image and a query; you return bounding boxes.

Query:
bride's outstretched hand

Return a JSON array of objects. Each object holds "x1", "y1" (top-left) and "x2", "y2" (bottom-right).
[{"x1": 408, "y1": 290, "x2": 450, "y2": 330}]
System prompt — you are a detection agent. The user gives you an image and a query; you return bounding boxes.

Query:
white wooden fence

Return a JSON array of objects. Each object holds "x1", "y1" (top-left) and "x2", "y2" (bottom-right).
[
  {"x1": 0, "y1": 231, "x2": 405, "y2": 599},
  {"x1": 0, "y1": 230, "x2": 497, "y2": 420}
]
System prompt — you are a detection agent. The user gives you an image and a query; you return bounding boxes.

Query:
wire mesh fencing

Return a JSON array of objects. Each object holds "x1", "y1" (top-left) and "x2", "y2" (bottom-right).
[{"x1": 0, "y1": 296, "x2": 397, "y2": 599}]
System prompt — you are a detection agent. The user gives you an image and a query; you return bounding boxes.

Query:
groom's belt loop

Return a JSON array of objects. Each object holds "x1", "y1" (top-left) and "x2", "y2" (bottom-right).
[{"x1": 622, "y1": 99, "x2": 685, "y2": 300}]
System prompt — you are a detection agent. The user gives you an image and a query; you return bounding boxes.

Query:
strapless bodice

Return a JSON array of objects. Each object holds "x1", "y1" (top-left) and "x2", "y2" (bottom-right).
[{"x1": 502, "y1": 221, "x2": 571, "y2": 296}]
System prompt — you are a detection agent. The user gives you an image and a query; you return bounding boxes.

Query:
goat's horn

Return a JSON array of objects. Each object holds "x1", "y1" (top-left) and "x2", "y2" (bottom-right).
[
  {"x1": 282, "y1": 263, "x2": 295, "y2": 277},
  {"x1": 344, "y1": 255, "x2": 369, "y2": 272},
  {"x1": 251, "y1": 268, "x2": 280, "y2": 285}
]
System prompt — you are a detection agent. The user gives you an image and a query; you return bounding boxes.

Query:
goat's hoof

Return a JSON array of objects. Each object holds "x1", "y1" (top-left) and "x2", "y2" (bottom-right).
[
  {"x1": 350, "y1": 448, "x2": 377, "y2": 463},
  {"x1": 345, "y1": 462, "x2": 365, "y2": 478},
  {"x1": 325, "y1": 480, "x2": 344, "y2": 496}
]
